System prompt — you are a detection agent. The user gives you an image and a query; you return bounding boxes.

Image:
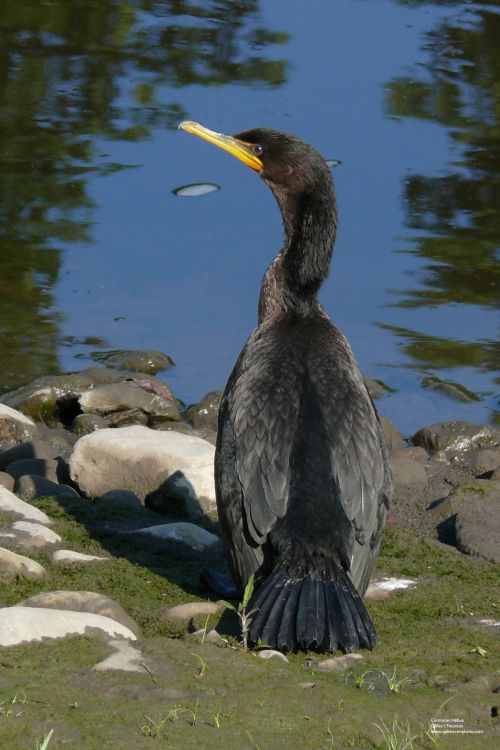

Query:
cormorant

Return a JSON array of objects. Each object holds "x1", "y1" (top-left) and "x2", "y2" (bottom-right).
[{"x1": 179, "y1": 121, "x2": 391, "y2": 653}]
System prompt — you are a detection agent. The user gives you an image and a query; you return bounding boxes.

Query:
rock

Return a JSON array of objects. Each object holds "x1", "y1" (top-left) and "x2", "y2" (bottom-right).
[
  {"x1": 0, "y1": 472, "x2": 15, "y2": 492},
  {"x1": 191, "y1": 627, "x2": 226, "y2": 645},
  {"x1": 430, "y1": 479, "x2": 494, "y2": 523},
  {"x1": 35, "y1": 424, "x2": 78, "y2": 460},
  {"x1": 92, "y1": 640, "x2": 147, "y2": 672},
  {"x1": 52, "y1": 550, "x2": 109, "y2": 565},
  {"x1": 145, "y1": 469, "x2": 217, "y2": 517},
  {"x1": 102, "y1": 350, "x2": 174, "y2": 374},
  {"x1": 390, "y1": 446, "x2": 428, "y2": 461},
  {"x1": 5, "y1": 457, "x2": 59, "y2": 483},
  {"x1": 132, "y1": 522, "x2": 219, "y2": 551},
  {"x1": 96, "y1": 490, "x2": 143, "y2": 510},
  {"x1": 412, "y1": 421, "x2": 500, "y2": 455},
  {"x1": 15, "y1": 475, "x2": 80, "y2": 502},
  {"x1": 0, "y1": 369, "x2": 124, "y2": 412},
  {"x1": 0, "y1": 521, "x2": 62, "y2": 549},
  {"x1": 460, "y1": 449, "x2": 500, "y2": 476},
  {"x1": 0, "y1": 607, "x2": 136, "y2": 646},
  {"x1": 316, "y1": 653, "x2": 364, "y2": 672},
  {"x1": 0, "y1": 486, "x2": 53, "y2": 525},
  {"x1": 104, "y1": 407, "x2": 149, "y2": 428},
  {"x1": 492, "y1": 467, "x2": 500, "y2": 481},
  {"x1": 0, "y1": 547, "x2": 46, "y2": 578},
  {"x1": 364, "y1": 577, "x2": 418, "y2": 601},
  {"x1": 184, "y1": 391, "x2": 222, "y2": 430},
  {"x1": 390, "y1": 457, "x2": 428, "y2": 489},
  {"x1": 70, "y1": 426, "x2": 216, "y2": 510},
  {"x1": 18, "y1": 590, "x2": 141, "y2": 637},
  {"x1": 379, "y1": 416, "x2": 405, "y2": 451},
  {"x1": 79, "y1": 381, "x2": 180, "y2": 421},
  {"x1": 257, "y1": 649, "x2": 289, "y2": 663},
  {"x1": 0, "y1": 440, "x2": 56, "y2": 470},
  {"x1": 71, "y1": 412, "x2": 108, "y2": 436},
  {"x1": 454, "y1": 481, "x2": 500, "y2": 563},
  {"x1": 0, "y1": 404, "x2": 38, "y2": 444},
  {"x1": 162, "y1": 601, "x2": 223, "y2": 624}
]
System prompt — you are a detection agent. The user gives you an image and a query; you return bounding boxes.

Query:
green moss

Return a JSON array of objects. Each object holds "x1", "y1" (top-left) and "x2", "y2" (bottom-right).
[{"x1": 0, "y1": 503, "x2": 498, "y2": 749}]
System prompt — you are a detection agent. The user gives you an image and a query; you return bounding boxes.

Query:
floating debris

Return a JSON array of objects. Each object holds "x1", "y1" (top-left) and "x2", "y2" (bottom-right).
[{"x1": 172, "y1": 182, "x2": 219, "y2": 197}]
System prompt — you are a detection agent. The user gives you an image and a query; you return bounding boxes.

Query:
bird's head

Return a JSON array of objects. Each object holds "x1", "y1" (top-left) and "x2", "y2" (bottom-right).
[{"x1": 178, "y1": 121, "x2": 331, "y2": 196}]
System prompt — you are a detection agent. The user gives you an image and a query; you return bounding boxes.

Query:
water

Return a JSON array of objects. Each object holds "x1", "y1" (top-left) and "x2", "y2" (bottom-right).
[{"x1": 0, "y1": 0, "x2": 498, "y2": 436}]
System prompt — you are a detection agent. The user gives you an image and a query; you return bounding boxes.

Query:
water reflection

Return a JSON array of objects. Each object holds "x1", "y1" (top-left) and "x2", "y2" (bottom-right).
[
  {"x1": 384, "y1": 1, "x2": 500, "y2": 419},
  {"x1": 0, "y1": 0, "x2": 288, "y2": 393}
]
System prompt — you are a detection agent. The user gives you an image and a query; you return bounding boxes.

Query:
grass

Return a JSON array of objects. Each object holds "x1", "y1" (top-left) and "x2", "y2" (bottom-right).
[{"x1": 0, "y1": 496, "x2": 498, "y2": 749}]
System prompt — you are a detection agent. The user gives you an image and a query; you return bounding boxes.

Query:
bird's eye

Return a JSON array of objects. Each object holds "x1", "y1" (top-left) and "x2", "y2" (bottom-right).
[{"x1": 252, "y1": 144, "x2": 263, "y2": 156}]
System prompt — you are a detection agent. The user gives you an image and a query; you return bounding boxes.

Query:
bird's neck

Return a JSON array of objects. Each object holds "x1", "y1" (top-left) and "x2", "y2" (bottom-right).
[{"x1": 258, "y1": 183, "x2": 338, "y2": 322}]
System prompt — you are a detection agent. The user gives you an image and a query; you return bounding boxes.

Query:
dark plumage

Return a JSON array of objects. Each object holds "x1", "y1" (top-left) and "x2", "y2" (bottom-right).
[{"x1": 179, "y1": 121, "x2": 392, "y2": 652}]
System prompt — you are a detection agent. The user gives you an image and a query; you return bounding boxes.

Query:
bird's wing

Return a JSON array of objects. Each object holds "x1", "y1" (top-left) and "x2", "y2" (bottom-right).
[
  {"x1": 216, "y1": 321, "x2": 303, "y2": 562},
  {"x1": 307, "y1": 319, "x2": 391, "y2": 590}
]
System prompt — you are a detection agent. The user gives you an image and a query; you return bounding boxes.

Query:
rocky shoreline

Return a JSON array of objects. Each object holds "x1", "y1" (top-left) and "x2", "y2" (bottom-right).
[{"x1": 0, "y1": 353, "x2": 499, "y2": 648}]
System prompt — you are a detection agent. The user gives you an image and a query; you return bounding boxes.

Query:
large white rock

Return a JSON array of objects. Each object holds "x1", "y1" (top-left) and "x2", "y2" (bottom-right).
[
  {"x1": 0, "y1": 607, "x2": 137, "y2": 646},
  {"x1": 0, "y1": 547, "x2": 46, "y2": 578},
  {"x1": 10, "y1": 521, "x2": 61, "y2": 546},
  {"x1": 52, "y1": 549, "x2": 108, "y2": 565},
  {"x1": 0, "y1": 404, "x2": 35, "y2": 427},
  {"x1": 0, "y1": 486, "x2": 53, "y2": 525},
  {"x1": 69, "y1": 426, "x2": 216, "y2": 511}
]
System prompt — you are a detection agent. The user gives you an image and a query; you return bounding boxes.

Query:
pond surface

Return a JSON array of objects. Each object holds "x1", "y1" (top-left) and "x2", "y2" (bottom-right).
[{"x1": 1, "y1": 0, "x2": 498, "y2": 435}]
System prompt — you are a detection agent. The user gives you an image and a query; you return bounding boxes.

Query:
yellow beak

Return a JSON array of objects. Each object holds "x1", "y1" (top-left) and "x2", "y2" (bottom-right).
[{"x1": 179, "y1": 121, "x2": 263, "y2": 172}]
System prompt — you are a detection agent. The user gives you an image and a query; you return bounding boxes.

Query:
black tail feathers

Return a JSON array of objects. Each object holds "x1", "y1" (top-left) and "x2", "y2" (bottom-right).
[{"x1": 248, "y1": 564, "x2": 376, "y2": 653}]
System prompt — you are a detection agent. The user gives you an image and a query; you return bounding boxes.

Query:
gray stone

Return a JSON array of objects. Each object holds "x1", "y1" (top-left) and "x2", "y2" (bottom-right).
[
  {"x1": 5, "y1": 457, "x2": 59, "y2": 483},
  {"x1": 184, "y1": 391, "x2": 222, "y2": 430},
  {"x1": 162, "y1": 601, "x2": 223, "y2": 624},
  {"x1": 79, "y1": 380, "x2": 180, "y2": 421},
  {"x1": 454, "y1": 481, "x2": 500, "y2": 563},
  {"x1": 0, "y1": 440, "x2": 55, "y2": 470},
  {"x1": 0, "y1": 472, "x2": 14, "y2": 492},
  {"x1": 390, "y1": 457, "x2": 428, "y2": 489},
  {"x1": 257, "y1": 649, "x2": 289, "y2": 663},
  {"x1": 430, "y1": 479, "x2": 495, "y2": 524},
  {"x1": 317, "y1": 653, "x2": 364, "y2": 672},
  {"x1": 52, "y1": 550, "x2": 109, "y2": 565},
  {"x1": 103, "y1": 350, "x2": 174, "y2": 374},
  {"x1": 92, "y1": 640, "x2": 147, "y2": 672},
  {"x1": 70, "y1": 426, "x2": 216, "y2": 509},
  {"x1": 104, "y1": 407, "x2": 149, "y2": 428},
  {"x1": 35, "y1": 424, "x2": 78, "y2": 460},
  {"x1": 132, "y1": 522, "x2": 219, "y2": 551},
  {"x1": 96, "y1": 490, "x2": 143, "y2": 510},
  {"x1": 1, "y1": 521, "x2": 62, "y2": 549},
  {"x1": 460, "y1": 449, "x2": 500, "y2": 476},
  {"x1": 71, "y1": 412, "x2": 108, "y2": 436},
  {"x1": 19, "y1": 590, "x2": 141, "y2": 637},
  {"x1": 0, "y1": 404, "x2": 38, "y2": 444},
  {"x1": 15, "y1": 475, "x2": 80, "y2": 502},
  {"x1": 379, "y1": 416, "x2": 405, "y2": 451},
  {"x1": 0, "y1": 607, "x2": 136, "y2": 646},
  {"x1": 412, "y1": 421, "x2": 500, "y2": 455},
  {"x1": 191, "y1": 627, "x2": 226, "y2": 645},
  {"x1": 364, "y1": 577, "x2": 418, "y2": 601},
  {"x1": 0, "y1": 486, "x2": 52, "y2": 525},
  {"x1": 0, "y1": 547, "x2": 46, "y2": 578}
]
